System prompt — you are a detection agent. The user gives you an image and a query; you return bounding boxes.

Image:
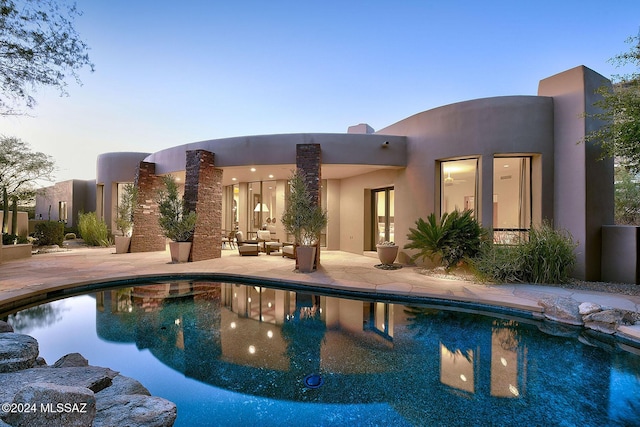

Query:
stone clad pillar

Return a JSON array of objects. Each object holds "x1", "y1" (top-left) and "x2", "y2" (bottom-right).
[
  {"x1": 130, "y1": 161, "x2": 166, "y2": 253},
  {"x1": 296, "y1": 143, "x2": 322, "y2": 268},
  {"x1": 184, "y1": 150, "x2": 222, "y2": 262}
]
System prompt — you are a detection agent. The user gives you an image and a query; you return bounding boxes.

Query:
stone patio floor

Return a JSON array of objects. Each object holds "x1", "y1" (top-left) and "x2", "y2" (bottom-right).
[{"x1": 1, "y1": 244, "x2": 639, "y2": 343}]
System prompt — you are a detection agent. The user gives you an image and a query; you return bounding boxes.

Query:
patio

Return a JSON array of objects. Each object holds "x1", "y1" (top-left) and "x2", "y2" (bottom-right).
[{"x1": 1, "y1": 244, "x2": 639, "y2": 343}]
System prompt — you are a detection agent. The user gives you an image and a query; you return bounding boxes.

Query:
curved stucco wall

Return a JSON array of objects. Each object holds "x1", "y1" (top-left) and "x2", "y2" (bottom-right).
[
  {"x1": 97, "y1": 152, "x2": 151, "y2": 235},
  {"x1": 143, "y1": 133, "x2": 407, "y2": 175},
  {"x1": 373, "y1": 95, "x2": 555, "y2": 261},
  {"x1": 97, "y1": 152, "x2": 151, "y2": 184}
]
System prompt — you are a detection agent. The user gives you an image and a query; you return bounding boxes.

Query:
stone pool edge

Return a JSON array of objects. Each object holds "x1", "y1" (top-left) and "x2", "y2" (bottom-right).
[{"x1": 1, "y1": 271, "x2": 639, "y2": 351}]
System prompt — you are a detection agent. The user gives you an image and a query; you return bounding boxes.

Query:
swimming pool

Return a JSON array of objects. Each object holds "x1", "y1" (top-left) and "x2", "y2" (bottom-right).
[{"x1": 5, "y1": 280, "x2": 640, "y2": 426}]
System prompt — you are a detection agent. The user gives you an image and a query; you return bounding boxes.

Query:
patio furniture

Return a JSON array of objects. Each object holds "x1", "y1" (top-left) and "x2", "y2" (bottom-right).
[
  {"x1": 222, "y1": 230, "x2": 236, "y2": 249},
  {"x1": 265, "y1": 241, "x2": 282, "y2": 255},
  {"x1": 282, "y1": 242, "x2": 296, "y2": 259},
  {"x1": 257, "y1": 230, "x2": 279, "y2": 252},
  {"x1": 235, "y1": 231, "x2": 259, "y2": 256}
]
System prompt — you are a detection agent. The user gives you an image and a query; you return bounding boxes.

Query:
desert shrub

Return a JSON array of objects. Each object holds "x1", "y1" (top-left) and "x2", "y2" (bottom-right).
[
  {"x1": 34, "y1": 221, "x2": 64, "y2": 246},
  {"x1": 64, "y1": 226, "x2": 78, "y2": 236},
  {"x1": 471, "y1": 222, "x2": 577, "y2": 284},
  {"x1": 2, "y1": 233, "x2": 17, "y2": 245},
  {"x1": 404, "y1": 209, "x2": 482, "y2": 271},
  {"x1": 78, "y1": 212, "x2": 112, "y2": 247},
  {"x1": 471, "y1": 240, "x2": 523, "y2": 283},
  {"x1": 519, "y1": 222, "x2": 577, "y2": 284}
]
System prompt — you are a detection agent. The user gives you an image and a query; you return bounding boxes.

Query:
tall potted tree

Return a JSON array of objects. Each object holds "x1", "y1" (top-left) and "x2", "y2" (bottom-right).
[
  {"x1": 114, "y1": 183, "x2": 137, "y2": 254},
  {"x1": 156, "y1": 175, "x2": 197, "y2": 263},
  {"x1": 281, "y1": 170, "x2": 328, "y2": 272}
]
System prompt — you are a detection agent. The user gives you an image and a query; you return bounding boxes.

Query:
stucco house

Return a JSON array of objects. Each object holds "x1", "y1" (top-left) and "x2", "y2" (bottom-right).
[
  {"x1": 82, "y1": 66, "x2": 613, "y2": 280},
  {"x1": 34, "y1": 179, "x2": 96, "y2": 228}
]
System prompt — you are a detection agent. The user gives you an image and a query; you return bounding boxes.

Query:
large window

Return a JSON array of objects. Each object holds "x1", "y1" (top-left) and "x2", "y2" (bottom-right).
[
  {"x1": 248, "y1": 180, "x2": 277, "y2": 233},
  {"x1": 441, "y1": 159, "x2": 478, "y2": 215},
  {"x1": 493, "y1": 157, "x2": 531, "y2": 243},
  {"x1": 372, "y1": 187, "x2": 394, "y2": 247}
]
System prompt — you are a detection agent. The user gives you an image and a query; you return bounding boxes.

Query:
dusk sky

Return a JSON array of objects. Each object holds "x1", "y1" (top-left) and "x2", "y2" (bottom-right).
[{"x1": 2, "y1": 0, "x2": 640, "y2": 182}]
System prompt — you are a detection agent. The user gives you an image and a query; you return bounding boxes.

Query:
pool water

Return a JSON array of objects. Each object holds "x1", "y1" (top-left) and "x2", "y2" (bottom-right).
[{"x1": 5, "y1": 281, "x2": 640, "y2": 426}]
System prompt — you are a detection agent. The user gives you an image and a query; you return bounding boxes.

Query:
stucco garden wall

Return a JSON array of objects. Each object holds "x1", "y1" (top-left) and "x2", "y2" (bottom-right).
[{"x1": 0, "y1": 211, "x2": 28, "y2": 236}]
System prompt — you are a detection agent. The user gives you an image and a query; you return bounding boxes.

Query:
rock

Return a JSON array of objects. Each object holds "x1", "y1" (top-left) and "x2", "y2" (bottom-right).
[
  {"x1": 53, "y1": 353, "x2": 89, "y2": 368},
  {"x1": 94, "y1": 395, "x2": 177, "y2": 427},
  {"x1": 0, "y1": 321, "x2": 13, "y2": 333},
  {"x1": 578, "y1": 302, "x2": 601, "y2": 315},
  {"x1": 538, "y1": 297, "x2": 583, "y2": 326},
  {"x1": 96, "y1": 374, "x2": 151, "y2": 399},
  {"x1": 583, "y1": 309, "x2": 626, "y2": 334},
  {"x1": 622, "y1": 310, "x2": 640, "y2": 325},
  {"x1": 0, "y1": 366, "x2": 118, "y2": 404},
  {"x1": 0, "y1": 333, "x2": 176, "y2": 427},
  {"x1": 579, "y1": 330, "x2": 618, "y2": 351},
  {"x1": 0, "y1": 333, "x2": 39, "y2": 373},
  {"x1": 2, "y1": 382, "x2": 96, "y2": 427},
  {"x1": 538, "y1": 321, "x2": 581, "y2": 338}
]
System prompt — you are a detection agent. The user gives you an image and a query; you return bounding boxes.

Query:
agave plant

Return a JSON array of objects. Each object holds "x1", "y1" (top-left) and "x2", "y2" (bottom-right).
[{"x1": 404, "y1": 209, "x2": 482, "y2": 271}]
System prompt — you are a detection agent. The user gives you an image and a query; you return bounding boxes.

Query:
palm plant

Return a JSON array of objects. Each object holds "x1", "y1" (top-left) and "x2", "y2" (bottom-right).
[{"x1": 404, "y1": 209, "x2": 481, "y2": 271}]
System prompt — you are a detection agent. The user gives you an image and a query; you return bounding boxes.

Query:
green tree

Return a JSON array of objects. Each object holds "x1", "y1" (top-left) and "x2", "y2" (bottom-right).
[
  {"x1": 0, "y1": 136, "x2": 55, "y2": 232},
  {"x1": 614, "y1": 165, "x2": 640, "y2": 224},
  {"x1": 0, "y1": 0, "x2": 94, "y2": 115},
  {"x1": 584, "y1": 35, "x2": 640, "y2": 172},
  {"x1": 156, "y1": 175, "x2": 197, "y2": 242},
  {"x1": 280, "y1": 169, "x2": 327, "y2": 246}
]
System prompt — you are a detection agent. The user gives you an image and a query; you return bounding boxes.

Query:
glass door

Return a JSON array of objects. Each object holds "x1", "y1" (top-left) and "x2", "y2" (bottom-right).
[{"x1": 372, "y1": 187, "x2": 394, "y2": 247}]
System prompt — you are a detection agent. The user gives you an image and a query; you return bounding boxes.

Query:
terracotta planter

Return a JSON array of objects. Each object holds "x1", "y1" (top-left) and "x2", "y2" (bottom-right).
[
  {"x1": 296, "y1": 245, "x2": 317, "y2": 273},
  {"x1": 376, "y1": 245, "x2": 398, "y2": 265},
  {"x1": 114, "y1": 236, "x2": 131, "y2": 254},
  {"x1": 169, "y1": 241, "x2": 192, "y2": 263}
]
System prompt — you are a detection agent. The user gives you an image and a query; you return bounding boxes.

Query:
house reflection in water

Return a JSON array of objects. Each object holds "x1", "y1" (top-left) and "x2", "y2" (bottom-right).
[
  {"x1": 95, "y1": 282, "x2": 531, "y2": 402},
  {"x1": 90, "y1": 281, "x2": 640, "y2": 424}
]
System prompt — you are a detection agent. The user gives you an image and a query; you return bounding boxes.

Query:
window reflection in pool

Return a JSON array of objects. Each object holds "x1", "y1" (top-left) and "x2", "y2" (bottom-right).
[{"x1": 6, "y1": 281, "x2": 640, "y2": 426}]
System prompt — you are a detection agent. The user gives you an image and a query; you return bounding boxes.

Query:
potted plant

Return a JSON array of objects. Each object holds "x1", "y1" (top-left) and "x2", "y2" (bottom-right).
[
  {"x1": 156, "y1": 175, "x2": 197, "y2": 263},
  {"x1": 376, "y1": 241, "x2": 398, "y2": 265},
  {"x1": 281, "y1": 170, "x2": 328, "y2": 273},
  {"x1": 114, "y1": 183, "x2": 137, "y2": 254}
]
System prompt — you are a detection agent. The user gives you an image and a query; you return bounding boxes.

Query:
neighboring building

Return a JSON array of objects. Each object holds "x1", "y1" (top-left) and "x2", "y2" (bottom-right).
[
  {"x1": 35, "y1": 179, "x2": 96, "y2": 228},
  {"x1": 76, "y1": 65, "x2": 612, "y2": 280}
]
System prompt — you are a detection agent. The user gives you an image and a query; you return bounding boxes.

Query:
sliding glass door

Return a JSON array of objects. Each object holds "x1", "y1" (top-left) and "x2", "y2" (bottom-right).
[{"x1": 372, "y1": 187, "x2": 394, "y2": 247}]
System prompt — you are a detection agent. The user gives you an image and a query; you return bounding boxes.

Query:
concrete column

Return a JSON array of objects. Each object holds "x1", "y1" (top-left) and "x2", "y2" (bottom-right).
[
  {"x1": 184, "y1": 149, "x2": 223, "y2": 261},
  {"x1": 538, "y1": 66, "x2": 614, "y2": 280},
  {"x1": 130, "y1": 161, "x2": 166, "y2": 253}
]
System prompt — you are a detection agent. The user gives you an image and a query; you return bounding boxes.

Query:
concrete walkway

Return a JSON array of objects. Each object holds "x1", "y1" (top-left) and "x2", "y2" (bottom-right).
[{"x1": 1, "y1": 244, "x2": 640, "y2": 342}]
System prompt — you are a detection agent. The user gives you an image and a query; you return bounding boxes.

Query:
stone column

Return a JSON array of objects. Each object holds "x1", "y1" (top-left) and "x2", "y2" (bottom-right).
[
  {"x1": 184, "y1": 150, "x2": 222, "y2": 262},
  {"x1": 296, "y1": 143, "x2": 322, "y2": 268},
  {"x1": 130, "y1": 161, "x2": 166, "y2": 252}
]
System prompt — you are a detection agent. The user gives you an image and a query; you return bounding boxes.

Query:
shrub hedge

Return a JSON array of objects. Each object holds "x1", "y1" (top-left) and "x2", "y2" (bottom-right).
[
  {"x1": 78, "y1": 212, "x2": 112, "y2": 247},
  {"x1": 34, "y1": 221, "x2": 64, "y2": 246}
]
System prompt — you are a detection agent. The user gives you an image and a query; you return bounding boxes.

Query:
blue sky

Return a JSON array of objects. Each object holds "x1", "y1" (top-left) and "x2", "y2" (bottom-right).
[{"x1": 2, "y1": 0, "x2": 640, "y2": 181}]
